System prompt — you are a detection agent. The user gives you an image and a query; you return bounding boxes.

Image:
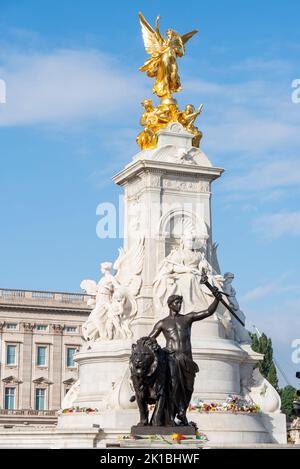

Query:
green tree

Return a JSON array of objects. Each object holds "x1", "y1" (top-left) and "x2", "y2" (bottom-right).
[
  {"x1": 280, "y1": 385, "x2": 297, "y2": 420},
  {"x1": 267, "y1": 363, "x2": 279, "y2": 391},
  {"x1": 250, "y1": 332, "x2": 279, "y2": 390},
  {"x1": 251, "y1": 332, "x2": 297, "y2": 420}
]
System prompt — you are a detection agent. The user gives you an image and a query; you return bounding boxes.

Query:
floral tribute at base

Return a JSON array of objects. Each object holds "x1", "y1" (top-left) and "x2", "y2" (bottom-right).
[
  {"x1": 61, "y1": 406, "x2": 99, "y2": 414},
  {"x1": 189, "y1": 394, "x2": 260, "y2": 413}
]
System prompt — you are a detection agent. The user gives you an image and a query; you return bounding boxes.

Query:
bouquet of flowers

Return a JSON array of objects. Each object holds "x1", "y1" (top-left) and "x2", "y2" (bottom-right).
[
  {"x1": 189, "y1": 394, "x2": 260, "y2": 414},
  {"x1": 61, "y1": 406, "x2": 99, "y2": 414}
]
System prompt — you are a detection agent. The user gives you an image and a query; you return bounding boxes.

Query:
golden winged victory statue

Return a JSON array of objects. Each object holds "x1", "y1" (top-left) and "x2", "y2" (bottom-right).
[{"x1": 137, "y1": 12, "x2": 203, "y2": 150}]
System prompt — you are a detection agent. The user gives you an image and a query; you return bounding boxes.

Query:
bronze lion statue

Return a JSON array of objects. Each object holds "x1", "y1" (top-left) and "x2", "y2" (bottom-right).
[{"x1": 129, "y1": 336, "x2": 170, "y2": 426}]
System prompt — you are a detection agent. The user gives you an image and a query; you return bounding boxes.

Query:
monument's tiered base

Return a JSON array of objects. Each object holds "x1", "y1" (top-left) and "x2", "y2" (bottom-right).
[
  {"x1": 57, "y1": 409, "x2": 286, "y2": 445},
  {"x1": 0, "y1": 410, "x2": 287, "y2": 448},
  {"x1": 49, "y1": 335, "x2": 286, "y2": 448},
  {"x1": 189, "y1": 412, "x2": 287, "y2": 445}
]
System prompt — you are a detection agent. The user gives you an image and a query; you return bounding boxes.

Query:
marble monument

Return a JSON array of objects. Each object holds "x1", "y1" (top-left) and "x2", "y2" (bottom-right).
[
  {"x1": 0, "y1": 12, "x2": 287, "y2": 447},
  {"x1": 57, "y1": 12, "x2": 287, "y2": 446}
]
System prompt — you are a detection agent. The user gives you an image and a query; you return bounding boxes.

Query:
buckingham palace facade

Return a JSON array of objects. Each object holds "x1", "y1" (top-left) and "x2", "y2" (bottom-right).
[{"x1": 0, "y1": 288, "x2": 91, "y2": 425}]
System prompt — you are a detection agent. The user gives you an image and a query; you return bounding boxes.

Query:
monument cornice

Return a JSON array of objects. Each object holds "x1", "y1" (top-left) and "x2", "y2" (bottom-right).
[{"x1": 112, "y1": 159, "x2": 224, "y2": 187}]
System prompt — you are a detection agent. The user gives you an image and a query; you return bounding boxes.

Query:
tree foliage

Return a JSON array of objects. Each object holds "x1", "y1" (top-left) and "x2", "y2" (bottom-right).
[
  {"x1": 251, "y1": 332, "x2": 297, "y2": 419},
  {"x1": 279, "y1": 385, "x2": 297, "y2": 420},
  {"x1": 250, "y1": 332, "x2": 279, "y2": 390}
]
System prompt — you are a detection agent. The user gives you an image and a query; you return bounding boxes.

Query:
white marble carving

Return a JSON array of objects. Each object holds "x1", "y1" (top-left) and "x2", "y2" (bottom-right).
[
  {"x1": 98, "y1": 367, "x2": 136, "y2": 411},
  {"x1": 210, "y1": 242, "x2": 221, "y2": 275},
  {"x1": 61, "y1": 379, "x2": 80, "y2": 410},
  {"x1": 81, "y1": 238, "x2": 145, "y2": 341},
  {"x1": 245, "y1": 368, "x2": 282, "y2": 414},
  {"x1": 162, "y1": 178, "x2": 210, "y2": 193},
  {"x1": 223, "y1": 272, "x2": 251, "y2": 344},
  {"x1": 132, "y1": 123, "x2": 212, "y2": 167},
  {"x1": 133, "y1": 144, "x2": 212, "y2": 167},
  {"x1": 153, "y1": 234, "x2": 223, "y2": 316}
]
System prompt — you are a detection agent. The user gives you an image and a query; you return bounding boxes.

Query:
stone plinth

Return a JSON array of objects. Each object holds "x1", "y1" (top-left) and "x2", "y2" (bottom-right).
[
  {"x1": 57, "y1": 409, "x2": 138, "y2": 431},
  {"x1": 187, "y1": 411, "x2": 287, "y2": 445},
  {"x1": 70, "y1": 340, "x2": 134, "y2": 409}
]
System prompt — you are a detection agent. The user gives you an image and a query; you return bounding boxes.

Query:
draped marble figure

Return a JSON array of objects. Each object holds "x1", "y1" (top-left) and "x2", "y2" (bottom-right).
[
  {"x1": 153, "y1": 234, "x2": 223, "y2": 316},
  {"x1": 80, "y1": 238, "x2": 145, "y2": 341},
  {"x1": 223, "y1": 272, "x2": 251, "y2": 343}
]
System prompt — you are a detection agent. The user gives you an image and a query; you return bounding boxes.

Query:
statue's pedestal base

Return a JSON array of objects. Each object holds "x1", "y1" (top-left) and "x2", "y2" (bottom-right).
[
  {"x1": 0, "y1": 410, "x2": 287, "y2": 447},
  {"x1": 131, "y1": 425, "x2": 196, "y2": 436},
  {"x1": 188, "y1": 411, "x2": 287, "y2": 445},
  {"x1": 57, "y1": 409, "x2": 138, "y2": 431},
  {"x1": 56, "y1": 408, "x2": 286, "y2": 445},
  {"x1": 72, "y1": 340, "x2": 134, "y2": 409}
]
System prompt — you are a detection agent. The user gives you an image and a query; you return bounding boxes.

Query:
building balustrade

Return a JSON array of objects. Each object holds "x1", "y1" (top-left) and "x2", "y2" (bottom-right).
[
  {"x1": 0, "y1": 288, "x2": 93, "y2": 305},
  {"x1": 0, "y1": 409, "x2": 57, "y2": 416}
]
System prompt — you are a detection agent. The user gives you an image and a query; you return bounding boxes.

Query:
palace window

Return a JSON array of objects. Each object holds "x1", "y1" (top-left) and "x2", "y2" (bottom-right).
[
  {"x1": 6, "y1": 323, "x2": 17, "y2": 330},
  {"x1": 36, "y1": 325, "x2": 47, "y2": 331},
  {"x1": 65, "y1": 326, "x2": 77, "y2": 333},
  {"x1": 66, "y1": 347, "x2": 77, "y2": 367},
  {"x1": 4, "y1": 387, "x2": 15, "y2": 410},
  {"x1": 36, "y1": 346, "x2": 46, "y2": 366},
  {"x1": 35, "y1": 388, "x2": 45, "y2": 411},
  {"x1": 6, "y1": 344, "x2": 17, "y2": 365}
]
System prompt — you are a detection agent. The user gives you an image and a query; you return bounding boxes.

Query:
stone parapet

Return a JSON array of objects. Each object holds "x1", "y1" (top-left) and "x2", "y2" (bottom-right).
[{"x1": 0, "y1": 288, "x2": 92, "y2": 312}]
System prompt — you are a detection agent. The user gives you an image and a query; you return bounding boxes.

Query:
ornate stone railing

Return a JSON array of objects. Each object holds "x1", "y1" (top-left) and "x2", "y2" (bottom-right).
[
  {"x1": 0, "y1": 409, "x2": 57, "y2": 416},
  {"x1": 0, "y1": 289, "x2": 25, "y2": 298},
  {"x1": 0, "y1": 288, "x2": 93, "y2": 307}
]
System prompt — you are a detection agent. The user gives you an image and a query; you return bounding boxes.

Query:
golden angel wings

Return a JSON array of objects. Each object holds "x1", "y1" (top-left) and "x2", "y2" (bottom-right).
[
  {"x1": 138, "y1": 12, "x2": 198, "y2": 99},
  {"x1": 136, "y1": 13, "x2": 202, "y2": 150}
]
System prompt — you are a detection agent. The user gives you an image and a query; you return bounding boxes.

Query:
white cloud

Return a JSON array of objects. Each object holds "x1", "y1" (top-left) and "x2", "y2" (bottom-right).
[
  {"x1": 0, "y1": 49, "x2": 145, "y2": 126},
  {"x1": 184, "y1": 74, "x2": 300, "y2": 159},
  {"x1": 253, "y1": 211, "x2": 300, "y2": 240},
  {"x1": 242, "y1": 279, "x2": 284, "y2": 302},
  {"x1": 182, "y1": 74, "x2": 300, "y2": 217},
  {"x1": 241, "y1": 273, "x2": 299, "y2": 302},
  {"x1": 230, "y1": 58, "x2": 294, "y2": 74},
  {"x1": 0, "y1": 48, "x2": 299, "y2": 163},
  {"x1": 222, "y1": 158, "x2": 300, "y2": 192}
]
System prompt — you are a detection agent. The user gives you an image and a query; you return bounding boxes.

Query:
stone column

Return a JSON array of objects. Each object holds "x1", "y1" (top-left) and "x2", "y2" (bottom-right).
[
  {"x1": 51, "y1": 324, "x2": 64, "y2": 409},
  {"x1": 21, "y1": 322, "x2": 35, "y2": 409},
  {"x1": 0, "y1": 322, "x2": 5, "y2": 405}
]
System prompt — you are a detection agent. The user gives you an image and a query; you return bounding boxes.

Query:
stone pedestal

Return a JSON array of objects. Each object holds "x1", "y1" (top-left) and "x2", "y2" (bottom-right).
[
  {"x1": 186, "y1": 412, "x2": 287, "y2": 444},
  {"x1": 56, "y1": 410, "x2": 287, "y2": 445},
  {"x1": 72, "y1": 340, "x2": 133, "y2": 408}
]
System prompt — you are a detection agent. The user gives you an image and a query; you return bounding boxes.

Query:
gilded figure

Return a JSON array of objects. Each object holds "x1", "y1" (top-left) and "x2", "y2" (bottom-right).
[
  {"x1": 139, "y1": 12, "x2": 198, "y2": 99},
  {"x1": 178, "y1": 104, "x2": 203, "y2": 147}
]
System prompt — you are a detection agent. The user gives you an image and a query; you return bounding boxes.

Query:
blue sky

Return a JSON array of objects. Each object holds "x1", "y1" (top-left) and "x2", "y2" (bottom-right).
[{"x1": 0, "y1": 0, "x2": 300, "y2": 386}]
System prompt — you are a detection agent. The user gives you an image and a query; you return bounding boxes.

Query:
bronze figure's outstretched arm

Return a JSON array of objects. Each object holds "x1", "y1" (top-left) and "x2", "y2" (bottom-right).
[{"x1": 188, "y1": 287, "x2": 222, "y2": 323}]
